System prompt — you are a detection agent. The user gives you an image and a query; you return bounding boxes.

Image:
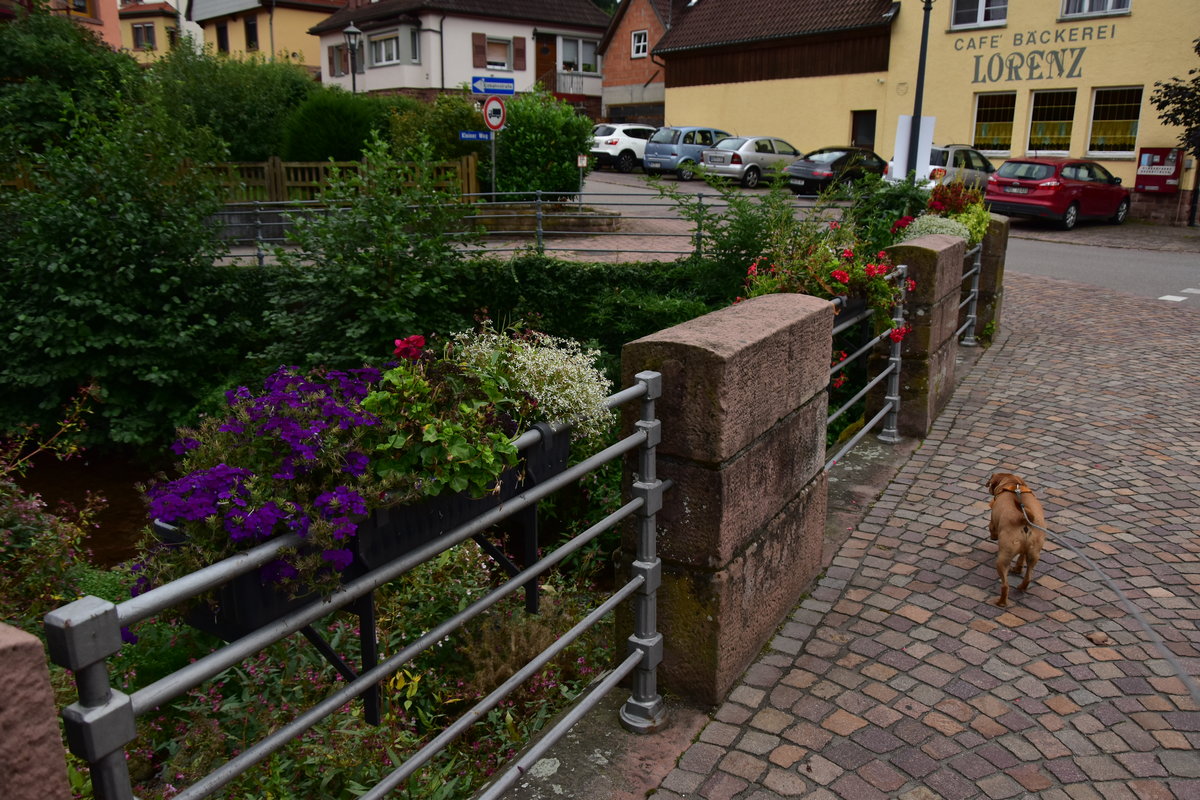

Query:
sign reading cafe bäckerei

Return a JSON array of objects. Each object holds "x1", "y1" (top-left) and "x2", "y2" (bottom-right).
[{"x1": 955, "y1": 22, "x2": 1118, "y2": 84}]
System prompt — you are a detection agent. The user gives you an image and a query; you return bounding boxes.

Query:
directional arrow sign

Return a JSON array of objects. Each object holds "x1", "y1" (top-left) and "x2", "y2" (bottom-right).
[{"x1": 471, "y1": 76, "x2": 515, "y2": 95}]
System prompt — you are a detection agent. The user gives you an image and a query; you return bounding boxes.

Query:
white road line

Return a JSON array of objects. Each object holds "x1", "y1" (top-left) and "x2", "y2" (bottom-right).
[
  {"x1": 1159, "y1": 295, "x2": 1188, "y2": 302},
  {"x1": 1183, "y1": 288, "x2": 1200, "y2": 294}
]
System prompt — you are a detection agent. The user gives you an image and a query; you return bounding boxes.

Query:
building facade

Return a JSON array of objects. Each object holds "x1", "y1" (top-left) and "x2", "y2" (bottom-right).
[
  {"x1": 596, "y1": 0, "x2": 683, "y2": 125},
  {"x1": 186, "y1": 0, "x2": 342, "y2": 70},
  {"x1": 308, "y1": 0, "x2": 610, "y2": 117},
  {"x1": 656, "y1": 0, "x2": 1198, "y2": 222}
]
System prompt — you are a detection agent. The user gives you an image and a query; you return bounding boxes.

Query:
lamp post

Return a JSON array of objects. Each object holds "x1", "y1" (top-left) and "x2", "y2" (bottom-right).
[
  {"x1": 343, "y1": 23, "x2": 361, "y2": 93},
  {"x1": 906, "y1": 0, "x2": 934, "y2": 183}
]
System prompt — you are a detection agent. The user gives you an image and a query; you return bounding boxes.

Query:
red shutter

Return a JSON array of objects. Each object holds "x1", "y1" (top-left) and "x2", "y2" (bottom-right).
[
  {"x1": 472, "y1": 32, "x2": 486, "y2": 68},
  {"x1": 513, "y1": 36, "x2": 526, "y2": 71}
]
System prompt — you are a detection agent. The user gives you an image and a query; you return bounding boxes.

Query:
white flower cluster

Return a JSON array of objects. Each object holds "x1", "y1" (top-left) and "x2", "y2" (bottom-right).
[
  {"x1": 897, "y1": 214, "x2": 971, "y2": 243},
  {"x1": 451, "y1": 328, "x2": 615, "y2": 445}
]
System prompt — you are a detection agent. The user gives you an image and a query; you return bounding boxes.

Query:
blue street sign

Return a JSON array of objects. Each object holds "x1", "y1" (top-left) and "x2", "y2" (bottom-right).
[
  {"x1": 459, "y1": 130, "x2": 493, "y2": 141},
  {"x1": 471, "y1": 76, "x2": 515, "y2": 95}
]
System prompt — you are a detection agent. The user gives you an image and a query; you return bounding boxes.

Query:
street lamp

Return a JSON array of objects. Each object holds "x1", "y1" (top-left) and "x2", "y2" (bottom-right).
[
  {"x1": 343, "y1": 23, "x2": 361, "y2": 93},
  {"x1": 906, "y1": 0, "x2": 934, "y2": 183}
]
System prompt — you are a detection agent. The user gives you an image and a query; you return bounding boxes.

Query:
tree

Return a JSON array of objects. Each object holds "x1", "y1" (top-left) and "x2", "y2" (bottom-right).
[
  {"x1": 1150, "y1": 37, "x2": 1200, "y2": 224},
  {"x1": 492, "y1": 87, "x2": 594, "y2": 197},
  {"x1": 149, "y1": 41, "x2": 318, "y2": 161},
  {"x1": 0, "y1": 4, "x2": 142, "y2": 158},
  {"x1": 282, "y1": 89, "x2": 420, "y2": 162}
]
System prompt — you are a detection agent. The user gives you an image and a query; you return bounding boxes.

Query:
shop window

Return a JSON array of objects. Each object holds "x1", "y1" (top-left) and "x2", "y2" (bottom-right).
[
  {"x1": 632, "y1": 30, "x2": 648, "y2": 58},
  {"x1": 132, "y1": 22, "x2": 156, "y2": 50},
  {"x1": 1062, "y1": 0, "x2": 1130, "y2": 17},
  {"x1": 244, "y1": 16, "x2": 258, "y2": 51},
  {"x1": 371, "y1": 34, "x2": 400, "y2": 65},
  {"x1": 951, "y1": 0, "x2": 1006, "y2": 28},
  {"x1": 1088, "y1": 87, "x2": 1141, "y2": 155},
  {"x1": 561, "y1": 38, "x2": 599, "y2": 73},
  {"x1": 973, "y1": 93, "x2": 1016, "y2": 153},
  {"x1": 1028, "y1": 90, "x2": 1077, "y2": 153}
]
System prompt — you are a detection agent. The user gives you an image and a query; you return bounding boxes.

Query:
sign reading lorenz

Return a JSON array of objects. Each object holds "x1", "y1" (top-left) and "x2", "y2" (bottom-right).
[{"x1": 955, "y1": 23, "x2": 1118, "y2": 84}]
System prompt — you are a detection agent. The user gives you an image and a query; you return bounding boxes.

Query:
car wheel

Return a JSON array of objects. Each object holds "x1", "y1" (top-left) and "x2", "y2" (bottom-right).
[
  {"x1": 1109, "y1": 197, "x2": 1129, "y2": 225},
  {"x1": 1060, "y1": 202, "x2": 1079, "y2": 231},
  {"x1": 616, "y1": 151, "x2": 636, "y2": 174},
  {"x1": 741, "y1": 167, "x2": 761, "y2": 189},
  {"x1": 677, "y1": 161, "x2": 696, "y2": 181}
]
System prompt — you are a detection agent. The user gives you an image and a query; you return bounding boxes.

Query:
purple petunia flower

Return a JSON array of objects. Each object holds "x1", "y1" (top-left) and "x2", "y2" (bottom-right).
[
  {"x1": 261, "y1": 559, "x2": 300, "y2": 585},
  {"x1": 320, "y1": 548, "x2": 354, "y2": 571},
  {"x1": 342, "y1": 452, "x2": 369, "y2": 476}
]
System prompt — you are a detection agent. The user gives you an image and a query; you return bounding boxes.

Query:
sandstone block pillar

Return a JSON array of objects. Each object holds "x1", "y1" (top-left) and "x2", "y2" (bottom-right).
[
  {"x1": 621, "y1": 294, "x2": 833, "y2": 705},
  {"x1": 974, "y1": 214, "x2": 1010, "y2": 342},
  {"x1": 0, "y1": 623, "x2": 71, "y2": 800}
]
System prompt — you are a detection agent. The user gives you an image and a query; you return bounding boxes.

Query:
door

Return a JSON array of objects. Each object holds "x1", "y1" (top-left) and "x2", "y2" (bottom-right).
[{"x1": 851, "y1": 110, "x2": 877, "y2": 149}]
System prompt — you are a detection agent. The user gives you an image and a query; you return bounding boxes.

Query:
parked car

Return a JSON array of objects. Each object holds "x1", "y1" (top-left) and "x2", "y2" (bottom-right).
[
  {"x1": 984, "y1": 157, "x2": 1130, "y2": 231},
  {"x1": 886, "y1": 144, "x2": 996, "y2": 188},
  {"x1": 643, "y1": 125, "x2": 732, "y2": 181},
  {"x1": 590, "y1": 123, "x2": 658, "y2": 174},
  {"x1": 699, "y1": 136, "x2": 803, "y2": 188},
  {"x1": 785, "y1": 147, "x2": 888, "y2": 195}
]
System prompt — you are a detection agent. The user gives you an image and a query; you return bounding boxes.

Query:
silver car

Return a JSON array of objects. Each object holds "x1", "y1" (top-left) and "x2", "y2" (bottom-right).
[{"x1": 700, "y1": 136, "x2": 804, "y2": 188}]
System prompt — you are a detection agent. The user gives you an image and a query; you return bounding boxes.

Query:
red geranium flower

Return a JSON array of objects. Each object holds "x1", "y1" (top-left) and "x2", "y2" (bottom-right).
[
  {"x1": 393, "y1": 334, "x2": 425, "y2": 361},
  {"x1": 832, "y1": 269, "x2": 850, "y2": 284}
]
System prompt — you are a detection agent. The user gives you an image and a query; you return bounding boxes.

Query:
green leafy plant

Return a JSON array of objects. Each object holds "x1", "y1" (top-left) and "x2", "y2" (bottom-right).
[
  {"x1": 840, "y1": 173, "x2": 932, "y2": 255},
  {"x1": 490, "y1": 87, "x2": 594, "y2": 197},
  {"x1": 389, "y1": 89, "x2": 491, "y2": 163},
  {"x1": 282, "y1": 89, "x2": 418, "y2": 162}
]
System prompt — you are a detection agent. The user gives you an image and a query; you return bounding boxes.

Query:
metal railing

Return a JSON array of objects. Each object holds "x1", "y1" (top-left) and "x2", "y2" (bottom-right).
[
  {"x1": 958, "y1": 242, "x2": 983, "y2": 347},
  {"x1": 44, "y1": 371, "x2": 668, "y2": 800}
]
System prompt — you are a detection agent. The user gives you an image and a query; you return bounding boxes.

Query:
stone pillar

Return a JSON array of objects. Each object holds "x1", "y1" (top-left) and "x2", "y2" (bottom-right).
[
  {"x1": 974, "y1": 214, "x2": 1010, "y2": 342},
  {"x1": 0, "y1": 623, "x2": 71, "y2": 800},
  {"x1": 885, "y1": 233, "x2": 965, "y2": 439},
  {"x1": 621, "y1": 293, "x2": 833, "y2": 705}
]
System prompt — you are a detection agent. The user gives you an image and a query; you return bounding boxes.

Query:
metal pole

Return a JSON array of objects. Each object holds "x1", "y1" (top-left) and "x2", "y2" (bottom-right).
[
  {"x1": 620, "y1": 371, "x2": 667, "y2": 734},
  {"x1": 878, "y1": 265, "x2": 906, "y2": 443},
  {"x1": 535, "y1": 189, "x2": 544, "y2": 253},
  {"x1": 961, "y1": 246, "x2": 981, "y2": 347},
  {"x1": 906, "y1": 0, "x2": 934, "y2": 182}
]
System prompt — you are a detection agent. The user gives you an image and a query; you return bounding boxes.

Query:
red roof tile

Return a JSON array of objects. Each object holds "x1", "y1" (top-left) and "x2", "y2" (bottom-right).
[
  {"x1": 311, "y1": 0, "x2": 610, "y2": 36},
  {"x1": 655, "y1": 0, "x2": 897, "y2": 54}
]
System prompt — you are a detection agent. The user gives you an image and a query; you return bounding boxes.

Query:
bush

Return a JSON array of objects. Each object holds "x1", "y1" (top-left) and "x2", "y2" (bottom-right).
[
  {"x1": 840, "y1": 173, "x2": 931, "y2": 254},
  {"x1": 0, "y1": 100, "x2": 247, "y2": 447},
  {"x1": 491, "y1": 87, "x2": 593, "y2": 197},
  {"x1": 389, "y1": 90, "x2": 491, "y2": 163},
  {"x1": 149, "y1": 42, "x2": 317, "y2": 161},
  {"x1": 282, "y1": 89, "x2": 420, "y2": 162}
]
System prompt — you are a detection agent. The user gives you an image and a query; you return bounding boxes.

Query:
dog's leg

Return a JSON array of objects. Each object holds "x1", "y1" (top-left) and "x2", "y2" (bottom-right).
[
  {"x1": 1013, "y1": 553, "x2": 1026, "y2": 578},
  {"x1": 995, "y1": 558, "x2": 1010, "y2": 607},
  {"x1": 1018, "y1": 552, "x2": 1039, "y2": 592}
]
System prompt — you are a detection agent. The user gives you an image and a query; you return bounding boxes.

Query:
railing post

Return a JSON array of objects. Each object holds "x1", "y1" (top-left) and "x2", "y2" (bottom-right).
[
  {"x1": 535, "y1": 190, "x2": 545, "y2": 254},
  {"x1": 620, "y1": 371, "x2": 667, "y2": 734},
  {"x1": 254, "y1": 200, "x2": 265, "y2": 267},
  {"x1": 44, "y1": 596, "x2": 137, "y2": 800},
  {"x1": 878, "y1": 264, "x2": 906, "y2": 444},
  {"x1": 961, "y1": 244, "x2": 981, "y2": 347},
  {"x1": 693, "y1": 193, "x2": 705, "y2": 258}
]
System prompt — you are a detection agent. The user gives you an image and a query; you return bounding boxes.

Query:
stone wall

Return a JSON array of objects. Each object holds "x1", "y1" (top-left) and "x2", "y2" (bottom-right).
[{"x1": 0, "y1": 624, "x2": 71, "y2": 799}]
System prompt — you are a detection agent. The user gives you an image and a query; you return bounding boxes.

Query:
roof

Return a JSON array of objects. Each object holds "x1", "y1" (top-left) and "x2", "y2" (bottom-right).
[
  {"x1": 119, "y1": 0, "x2": 177, "y2": 16},
  {"x1": 311, "y1": 0, "x2": 610, "y2": 36},
  {"x1": 188, "y1": 0, "x2": 341, "y2": 23},
  {"x1": 655, "y1": 0, "x2": 898, "y2": 54}
]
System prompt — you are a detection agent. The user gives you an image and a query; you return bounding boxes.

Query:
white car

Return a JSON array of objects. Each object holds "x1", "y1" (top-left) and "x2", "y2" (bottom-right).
[
  {"x1": 887, "y1": 144, "x2": 996, "y2": 188},
  {"x1": 590, "y1": 123, "x2": 657, "y2": 174}
]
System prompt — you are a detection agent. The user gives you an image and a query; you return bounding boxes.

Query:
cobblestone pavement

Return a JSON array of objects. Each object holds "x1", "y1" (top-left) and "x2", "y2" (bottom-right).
[{"x1": 649, "y1": 272, "x2": 1200, "y2": 800}]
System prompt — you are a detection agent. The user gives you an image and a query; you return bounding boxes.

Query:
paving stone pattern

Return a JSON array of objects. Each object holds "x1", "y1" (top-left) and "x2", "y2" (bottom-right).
[{"x1": 650, "y1": 272, "x2": 1200, "y2": 799}]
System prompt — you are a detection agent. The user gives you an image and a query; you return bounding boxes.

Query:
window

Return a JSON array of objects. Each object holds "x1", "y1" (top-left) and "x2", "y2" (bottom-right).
[
  {"x1": 132, "y1": 23, "x2": 156, "y2": 50},
  {"x1": 952, "y1": 0, "x2": 1007, "y2": 27},
  {"x1": 487, "y1": 39, "x2": 511, "y2": 69},
  {"x1": 216, "y1": 22, "x2": 229, "y2": 53},
  {"x1": 631, "y1": 30, "x2": 648, "y2": 58},
  {"x1": 472, "y1": 33, "x2": 525, "y2": 71},
  {"x1": 244, "y1": 16, "x2": 258, "y2": 51},
  {"x1": 1062, "y1": 0, "x2": 1130, "y2": 16},
  {"x1": 1088, "y1": 87, "x2": 1141, "y2": 154},
  {"x1": 1028, "y1": 90, "x2": 1077, "y2": 153},
  {"x1": 166, "y1": 26, "x2": 179, "y2": 48},
  {"x1": 328, "y1": 44, "x2": 364, "y2": 76},
  {"x1": 973, "y1": 93, "x2": 1016, "y2": 152},
  {"x1": 371, "y1": 34, "x2": 400, "y2": 65},
  {"x1": 410, "y1": 27, "x2": 420, "y2": 63},
  {"x1": 67, "y1": 0, "x2": 95, "y2": 17},
  {"x1": 561, "y1": 37, "x2": 599, "y2": 73}
]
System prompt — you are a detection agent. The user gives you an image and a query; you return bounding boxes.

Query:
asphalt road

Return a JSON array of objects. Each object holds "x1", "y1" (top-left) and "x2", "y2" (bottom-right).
[{"x1": 1006, "y1": 235, "x2": 1200, "y2": 304}]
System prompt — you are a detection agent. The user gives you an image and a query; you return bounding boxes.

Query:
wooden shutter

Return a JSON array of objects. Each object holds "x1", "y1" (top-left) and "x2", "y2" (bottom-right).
[
  {"x1": 472, "y1": 32, "x2": 486, "y2": 68},
  {"x1": 328, "y1": 45, "x2": 337, "y2": 76},
  {"x1": 513, "y1": 36, "x2": 526, "y2": 70}
]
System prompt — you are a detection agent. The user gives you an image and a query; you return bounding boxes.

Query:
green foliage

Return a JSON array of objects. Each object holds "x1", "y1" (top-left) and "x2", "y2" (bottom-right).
[
  {"x1": 492, "y1": 87, "x2": 594, "y2": 196},
  {"x1": 1150, "y1": 38, "x2": 1200, "y2": 157},
  {"x1": 149, "y1": 41, "x2": 317, "y2": 161},
  {"x1": 0, "y1": 4, "x2": 141, "y2": 157},
  {"x1": 952, "y1": 201, "x2": 992, "y2": 246},
  {"x1": 840, "y1": 173, "x2": 931, "y2": 255},
  {"x1": 259, "y1": 135, "x2": 480, "y2": 367},
  {"x1": 282, "y1": 89, "x2": 419, "y2": 162},
  {"x1": 0, "y1": 100, "x2": 244, "y2": 447},
  {"x1": 389, "y1": 89, "x2": 491, "y2": 163}
]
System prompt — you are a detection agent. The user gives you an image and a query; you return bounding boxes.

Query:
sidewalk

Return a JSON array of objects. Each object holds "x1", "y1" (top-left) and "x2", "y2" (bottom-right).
[{"x1": 510, "y1": 270, "x2": 1200, "y2": 799}]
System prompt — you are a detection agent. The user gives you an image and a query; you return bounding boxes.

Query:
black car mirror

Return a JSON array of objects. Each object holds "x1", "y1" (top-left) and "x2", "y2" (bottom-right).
[{"x1": 1113, "y1": 176, "x2": 1122, "y2": 185}]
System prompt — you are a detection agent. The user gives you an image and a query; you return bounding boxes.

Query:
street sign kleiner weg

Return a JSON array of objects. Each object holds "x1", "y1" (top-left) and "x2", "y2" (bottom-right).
[
  {"x1": 459, "y1": 131, "x2": 492, "y2": 141},
  {"x1": 482, "y1": 96, "x2": 506, "y2": 132},
  {"x1": 471, "y1": 76, "x2": 515, "y2": 95}
]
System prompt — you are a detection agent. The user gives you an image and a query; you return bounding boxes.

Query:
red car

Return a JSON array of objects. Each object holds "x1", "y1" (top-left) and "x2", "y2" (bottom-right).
[{"x1": 984, "y1": 157, "x2": 1130, "y2": 231}]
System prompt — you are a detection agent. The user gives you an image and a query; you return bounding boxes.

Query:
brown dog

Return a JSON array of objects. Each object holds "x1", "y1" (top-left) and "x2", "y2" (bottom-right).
[{"x1": 987, "y1": 472, "x2": 1047, "y2": 607}]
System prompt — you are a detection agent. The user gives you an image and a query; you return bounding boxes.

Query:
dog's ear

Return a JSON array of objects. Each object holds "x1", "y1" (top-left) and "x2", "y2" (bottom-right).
[{"x1": 986, "y1": 473, "x2": 1001, "y2": 493}]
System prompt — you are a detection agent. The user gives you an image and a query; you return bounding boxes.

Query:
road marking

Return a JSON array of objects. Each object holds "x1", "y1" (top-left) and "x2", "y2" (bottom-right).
[
  {"x1": 1184, "y1": 288, "x2": 1200, "y2": 294},
  {"x1": 1159, "y1": 295, "x2": 1188, "y2": 302}
]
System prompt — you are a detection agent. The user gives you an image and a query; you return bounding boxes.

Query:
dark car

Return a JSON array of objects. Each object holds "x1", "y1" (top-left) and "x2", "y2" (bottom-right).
[
  {"x1": 985, "y1": 157, "x2": 1130, "y2": 230},
  {"x1": 786, "y1": 147, "x2": 888, "y2": 195}
]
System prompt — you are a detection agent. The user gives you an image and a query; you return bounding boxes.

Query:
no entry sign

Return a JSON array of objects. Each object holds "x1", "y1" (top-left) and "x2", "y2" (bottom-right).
[{"x1": 483, "y1": 96, "x2": 506, "y2": 132}]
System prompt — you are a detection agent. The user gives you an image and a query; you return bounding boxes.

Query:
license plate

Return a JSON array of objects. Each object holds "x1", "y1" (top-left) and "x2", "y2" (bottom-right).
[
  {"x1": 709, "y1": 156, "x2": 726, "y2": 165},
  {"x1": 791, "y1": 178, "x2": 807, "y2": 188},
  {"x1": 1005, "y1": 186, "x2": 1030, "y2": 194},
  {"x1": 647, "y1": 161, "x2": 661, "y2": 169}
]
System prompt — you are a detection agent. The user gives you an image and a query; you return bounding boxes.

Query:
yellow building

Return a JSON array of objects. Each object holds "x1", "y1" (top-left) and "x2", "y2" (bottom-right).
[
  {"x1": 186, "y1": 0, "x2": 341, "y2": 71},
  {"x1": 656, "y1": 0, "x2": 1198, "y2": 223},
  {"x1": 119, "y1": 1, "x2": 180, "y2": 63}
]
